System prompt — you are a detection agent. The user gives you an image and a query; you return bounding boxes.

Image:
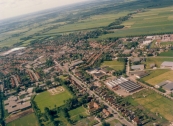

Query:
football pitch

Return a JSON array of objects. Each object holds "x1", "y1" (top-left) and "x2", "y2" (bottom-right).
[{"x1": 34, "y1": 86, "x2": 73, "y2": 112}]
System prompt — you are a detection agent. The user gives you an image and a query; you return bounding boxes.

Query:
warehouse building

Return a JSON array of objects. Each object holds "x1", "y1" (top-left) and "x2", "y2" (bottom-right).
[
  {"x1": 161, "y1": 61, "x2": 173, "y2": 69},
  {"x1": 162, "y1": 82, "x2": 173, "y2": 92},
  {"x1": 119, "y1": 81, "x2": 142, "y2": 93},
  {"x1": 106, "y1": 77, "x2": 142, "y2": 93},
  {"x1": 131, "y1": 65, "x2": 144, "y2": 71}
]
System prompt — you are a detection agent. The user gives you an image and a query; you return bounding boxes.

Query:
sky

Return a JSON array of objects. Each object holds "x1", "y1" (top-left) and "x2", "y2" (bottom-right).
[{"x1": 0, "y1": 0, "x2": 88, "y2": 20}]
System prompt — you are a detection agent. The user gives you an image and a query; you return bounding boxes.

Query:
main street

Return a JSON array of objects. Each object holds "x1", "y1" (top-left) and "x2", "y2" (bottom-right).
[{"x1": 54, "y1": 60, "x2": 134, "y2": 126}]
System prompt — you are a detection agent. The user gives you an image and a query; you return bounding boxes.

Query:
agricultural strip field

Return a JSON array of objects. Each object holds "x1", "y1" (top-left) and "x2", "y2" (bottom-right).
[
  {"x1": 145, "y1": 57, "x2": 173, "y2": 69},
  {"x1": 101, "y1": 60, "x2": 124, "y2": 71},
  {"x1": 159, "y1": 50, "x2": 173, "y2": 57},
  {"x1": 7, "y1": 113, "x2": 38, "y2": 126},
  {"x1": 34, "y1": 86, "x2": 73, "y2": 112},
  {"x1": 142, "y1": 69, "x2": 170, "y2": 81},
  {"x1": 97, "y1": 6, "x2": 173, "y2": 39},
  {"x1": 45, "y1": 12, "x2": 128, "y2": 34},
  {"x1": 129, "y1": 89, "x2": 173, "y2": 122},
  {"x1": 146, "y1": 71, "x2": 173, "y2": 86},
  {"x1": 68, "y1": 106, "x2": 88, "y2": 122}
]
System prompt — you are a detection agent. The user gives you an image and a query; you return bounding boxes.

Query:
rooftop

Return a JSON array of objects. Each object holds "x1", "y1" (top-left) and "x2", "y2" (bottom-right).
[
  {"x1": 131, "y1": 65, "x2": 144, "y2": 70},
  {"x1": 161, "y1": 61, "x2": 173, "y2": 67}
]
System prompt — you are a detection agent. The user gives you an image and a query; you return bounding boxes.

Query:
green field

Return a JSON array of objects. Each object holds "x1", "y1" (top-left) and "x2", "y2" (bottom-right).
[
  {"x1": 7, "y1": 113, "x2": 38, "y2": 126},
  {"x1": 109, "y1": 119, "x2": 120, "y2": 126},
  {"x1": 101, "y1": 60, "x2": 124, "y2": 71},
  {"x1": 159, "y1": 50, "x2": 173, "y2": 57},
  {"x1": 69, "y1": 106, "x2": 88, "y2": 122},
  {"x1": 98, "y1": 6, "x2": 173, "y2": 39},
  {"x1": 145, "y1": 57, "x2": 173, "y2": 69},
  {"x1": 129, "y1": 89, "x2": 173, "y2": 122},
  {"x1": 75, "y1": 116, "x2": 98, "y2": 126},
  {"x1": 142, "y1": 69, "x2": 170, "y2": 81},
  {"x1": 160, "y1": 41, "x2": 173, "y2": 46},
  {"x1": 146, "y1": 71, "x2": 173, "y2": 86},
  {"x1": 34, "y1": 87, "x2": 73, "y2": 112}
]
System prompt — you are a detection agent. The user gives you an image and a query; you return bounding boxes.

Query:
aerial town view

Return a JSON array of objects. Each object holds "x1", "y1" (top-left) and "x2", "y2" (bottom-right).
[{"x1": 0, "y1": 0, "x2": 173, "y2": 126}]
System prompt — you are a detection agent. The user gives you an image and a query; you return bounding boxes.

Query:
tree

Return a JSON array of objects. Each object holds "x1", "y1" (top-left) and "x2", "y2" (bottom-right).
[
  {"x1": 46, "y1": 57, "x2": 54, "y2": 67},
  {"x1": 46, "y1": 80, "x2": 52, "y2": 86},
  {"x1": 102, "y1": 121, "x2": 110, "y2": 126}
]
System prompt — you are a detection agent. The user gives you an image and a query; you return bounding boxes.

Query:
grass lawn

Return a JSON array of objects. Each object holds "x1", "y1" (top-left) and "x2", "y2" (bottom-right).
[
  {"x1": 146, "y1": 71, "x2": 173, "y2": 86},
  {"x1": 160, "y1": 42, "x2": 173, "y2": 46},
  {"x1": 59, "y1": 75, "x2": 68, "y2": 80},
  {"x1": 109, "y1": 119, "x2": 120, "y2": 126},
  {"x1": 159, "y1": 50, "x2": 173, "y2": 57},
  {"x1": 69, "y1": 106, "x2": 88, "y2": 122},
  {"x1": 142, "y1": 69, "x2": 170, "y2": 81},
  {"x1": 7, "y1": 113, "x2": 38, "y2": 126},
  {"x1": 75, "y1": 116, "x2": 98, "y2": 126},
  {"x1": 34, "y1": 86, "x2": 73, "y2": 112},
  {"x1": 101, "y1": 60, "x2": 124, "y2": 71},
  {"x1": 130, "y1": 89, "x2": 173, "y2": 122},
  {"x1": 145, "y1": 57, "x2": 173, "y2": 69}
]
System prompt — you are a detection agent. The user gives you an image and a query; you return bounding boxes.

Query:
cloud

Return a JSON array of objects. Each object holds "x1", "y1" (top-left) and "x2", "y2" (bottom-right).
[{"x1": 0, "y1": 0, "x2": 87, "y2": 20}]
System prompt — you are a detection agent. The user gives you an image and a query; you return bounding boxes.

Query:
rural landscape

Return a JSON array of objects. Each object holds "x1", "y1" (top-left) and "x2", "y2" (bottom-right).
[{"x1": 0, "y1": 0, "x2": 173, "y2": 126}]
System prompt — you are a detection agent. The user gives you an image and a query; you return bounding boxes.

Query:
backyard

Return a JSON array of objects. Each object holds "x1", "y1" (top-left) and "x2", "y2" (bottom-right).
[{"x1": 68, "y1": 106, "x2": 88, "y2": 122}]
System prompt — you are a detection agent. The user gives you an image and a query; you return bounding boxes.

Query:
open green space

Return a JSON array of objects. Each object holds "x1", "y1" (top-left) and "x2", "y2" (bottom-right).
[
  {"x1": 109, "y1": 119, "x2": 120, "y2": 126},
  {"x1": 142, "y1": 69, "x2": 170, "y2": 81},
  {"x1": 101, "y1": 60, "x2": 124, "y2": 71},
  {"x1": 129, "y1": 89, "x2": 173, "y2": 121},
  {"x1": 145, "y1": 57, "x2": 173, "y2": 69},
  {"x1": 160, "y1": 42, "x2": 173, "y2": 46},
  {"x1": 75, "y1": 116, "x2": 98, "y2": 126},
  {"x1": 146, "y1": 71, "x2": 173, "y2": 86},
  {"x1": 7, "y1": 113, "x2": 39, "y2": 126},
  {"x1": 159, "y1": 50, "x2": 173, "y2": 57},
  {"x1": 68, "y1": 106, "x2": 88, "y2": 122},
  {"x1": 34, "y1": 86, "x2": 73, "y2": 112}
]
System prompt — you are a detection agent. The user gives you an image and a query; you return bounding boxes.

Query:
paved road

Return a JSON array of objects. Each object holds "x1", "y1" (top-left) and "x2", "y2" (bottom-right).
[{"x1": 54, "y1": 60, "x2": 133, "y2": 126}]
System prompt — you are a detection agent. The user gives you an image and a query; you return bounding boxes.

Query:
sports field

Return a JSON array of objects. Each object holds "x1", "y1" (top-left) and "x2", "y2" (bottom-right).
[
  {"x1": 7, "y1": 113, "x2": 38, "y2": 126},
  {"x1": 131, "y1": 89, "x2": 173, "y2": 121},
  {"x1": 146, "y1": 71, "x2": 173, "y2": 86},
  {"x1": 34, "y1": 86, "x2": 73, "y2": 112},
  {"x1": 69, "y1": 106, "x2": 88, "y2": 122},
  {"x1": 98, "y1": 6, "x2": 173, "y2": 39},
  {"x1": 101, "y1": 60, "x2": 124, "y2": 71}
]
